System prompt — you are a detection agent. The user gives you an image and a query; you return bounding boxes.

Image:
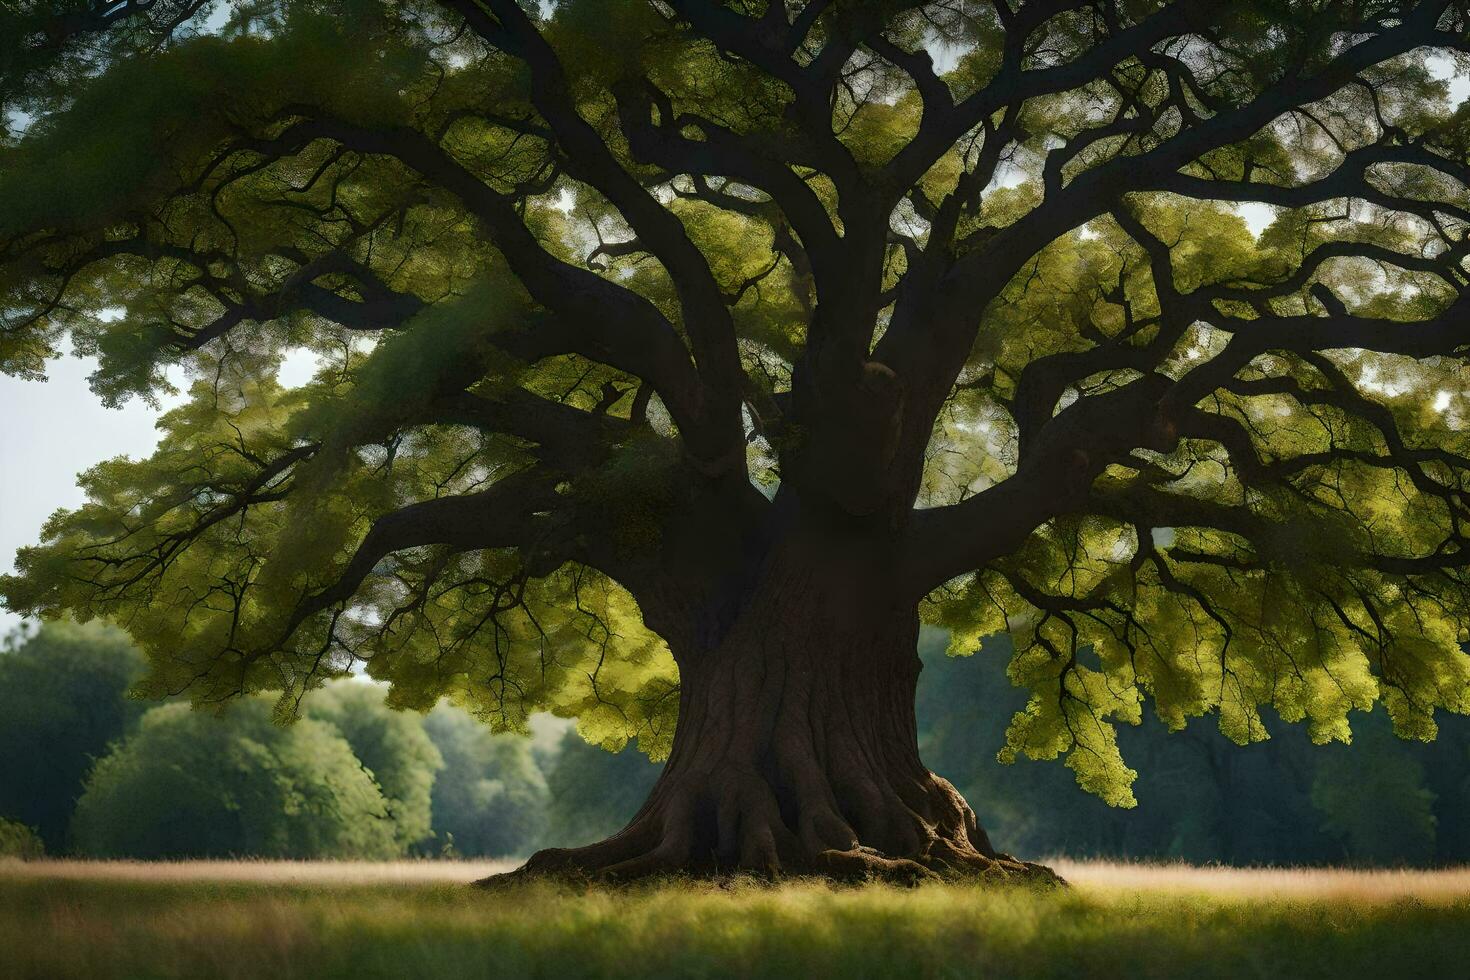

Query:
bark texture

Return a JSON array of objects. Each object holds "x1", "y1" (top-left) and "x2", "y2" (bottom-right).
[{"x1": 489, "y1": 533, "x2": 1060, "y2": 886}]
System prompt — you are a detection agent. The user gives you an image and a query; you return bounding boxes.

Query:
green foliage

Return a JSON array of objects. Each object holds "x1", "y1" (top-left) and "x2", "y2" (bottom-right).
[
  {"x1": 4, "y1": 0, "x2": 1470, "y2": 817},
  {"x1": 0, "y1": 818, "x2": 44, "y2": 859},
  {"x1": 543, "y1": 728, "x2": 662, "y2": 849},
  {"x1": 921, "y1": 189, "x2": 1470, "y2": 803},
  {"x1": 1312, "y1": 726, "x2": 1439, "y2": 865},
  {"x1": 72, "y1": 698, "x2": 402, "y2": 859},
  {"x1": 0, "y1": 617, "x2": 610, "y2": 860},
  {"x1": 1, "y1": 615, "x2": 1464, "y2": 867},
  {"x1": 0, "y1": 10, "x2": 420, "y2": 238},
  {"x1": 363, "y1": 561, "x2": 680, "y2": 760},
  {"x1": 305, "y1": 682, "x2": 443, "y2": 850},
  {"x1": 421, "y1": 702, "x2": 548, "y2": 857},
  {"x1": 918, "y1": 629, "x2": 1470, "y2": 866},
  {"x1": 0, "y1": 620, "x2": 146, "y2": 849}
]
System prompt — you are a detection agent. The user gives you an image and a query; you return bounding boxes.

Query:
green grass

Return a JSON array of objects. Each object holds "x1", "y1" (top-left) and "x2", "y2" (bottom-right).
[{"x1": 3, "y1": 862, "x2": 1469, "y2": 979}]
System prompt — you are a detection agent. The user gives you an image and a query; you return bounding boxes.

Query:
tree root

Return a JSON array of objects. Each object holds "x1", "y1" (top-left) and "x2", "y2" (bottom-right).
[
  {"x1": 476, "y1": 844, "x2": 1063, "y2": 889},
  {"x1": 471, "y1": 671, "x2": 1066, "y2": 892},
  {"x1": 475, "y1": 784, "x2": 1066, "y2": 890}
]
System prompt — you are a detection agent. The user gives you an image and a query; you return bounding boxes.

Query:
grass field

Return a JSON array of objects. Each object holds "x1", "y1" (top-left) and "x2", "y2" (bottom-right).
[{"x1": 4, "y1": 859, "x2": 1469, "y2": 979}]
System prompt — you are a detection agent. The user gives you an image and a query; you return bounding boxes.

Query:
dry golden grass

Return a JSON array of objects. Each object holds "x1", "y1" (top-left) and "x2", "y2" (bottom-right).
[
  {"x1": 8, "y1": 856, "x2": 1469, "y2": 903},
  {"x1": 0, "y1": 857, "x2": 519, "y2": 885},
  {"x1": 5, "y1": 858, "x2": 1470, "y2": 978},
  {"x1": 1051, "y1": 859, "x2": 1470, "y2": 904}
]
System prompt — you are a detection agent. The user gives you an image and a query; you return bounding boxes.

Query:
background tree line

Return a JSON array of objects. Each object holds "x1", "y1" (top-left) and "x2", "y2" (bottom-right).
[{"x1": 1, "y1": 620, "x2": 1465, "y2": 865}]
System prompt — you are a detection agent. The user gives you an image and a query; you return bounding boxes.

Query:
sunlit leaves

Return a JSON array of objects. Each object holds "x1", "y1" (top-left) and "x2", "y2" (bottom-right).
[{"x1": 6, "y1": 0, "x2": 1470, "y2": 800}]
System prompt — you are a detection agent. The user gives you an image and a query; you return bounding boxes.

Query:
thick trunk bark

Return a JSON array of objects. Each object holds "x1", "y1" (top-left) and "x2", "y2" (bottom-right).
[{"x1": 496, "y1": 533, "x2": 1059, "y2": 885}]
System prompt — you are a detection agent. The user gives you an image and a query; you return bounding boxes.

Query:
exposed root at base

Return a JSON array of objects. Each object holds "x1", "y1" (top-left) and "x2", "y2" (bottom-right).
[
  {"x1": 475, "y1": 765, "x2": 1066, "y2": 891},
  {"x1": 475, "y1": 843, "x2": 1065, "y2": 890},
  {"x1": 811, "y1": 845, "x2": 1064, "y2": 887}
]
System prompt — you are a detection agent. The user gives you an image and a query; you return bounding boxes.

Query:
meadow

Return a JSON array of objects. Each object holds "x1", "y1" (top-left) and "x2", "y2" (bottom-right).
[{"x1": 3, "y1": 859, "x2": 1469, "y2": 979}]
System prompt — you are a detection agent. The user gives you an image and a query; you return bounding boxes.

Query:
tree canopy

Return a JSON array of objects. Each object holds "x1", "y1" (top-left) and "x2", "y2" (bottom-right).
[{"x1": 5, "y1": 0, "x2": 1470, "y2": 818}]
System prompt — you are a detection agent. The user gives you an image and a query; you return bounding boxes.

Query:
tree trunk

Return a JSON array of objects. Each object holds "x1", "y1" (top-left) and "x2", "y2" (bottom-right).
[{"x1": 494, "y1": 531, "x2": 1060, "y2": 885}]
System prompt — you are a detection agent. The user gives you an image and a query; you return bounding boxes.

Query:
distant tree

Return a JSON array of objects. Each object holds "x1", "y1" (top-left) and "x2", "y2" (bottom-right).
[
  {"x1": 1311, "y1": 712, "x2": 1439, "y2": 865},
  {"x1": 1425, "y1": 727, "x2": 1470, "y2": 862},
  {"x1": 920, "y1": 630, "x2": 1470, "y2": 866},
  {"x1": 0, "y1": 818, "x2": 44, "y2": 859},
  {"x1": 422, "y1": 703, "x2": 548, "y2": 857},
  {"x1": 72, "y1": 699, "x2": 401, "y2": 859},
  {"x1": 9, "y1": 1, "x2": 1470, "y2": 881},
  {"x1": 305, "y1": 681, "x2": 443, "y2": 850},
  {"x1": 544, "y1": 729, "x2": 663, "y2": 850},
  {"x1": 0, "y1": 620, "x2": 145, "y2": 850}
]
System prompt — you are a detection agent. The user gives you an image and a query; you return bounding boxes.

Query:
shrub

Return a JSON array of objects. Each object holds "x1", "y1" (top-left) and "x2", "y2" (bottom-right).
[
  {"x1": 306, "y1": 682, "x2": 443, "y2": 850},
  {"x1": 0, "y1": 818, "x2": 44, "y2": 859},
  {"x1": 72, "y1": 698, "x2": 401, "y2": 859}
]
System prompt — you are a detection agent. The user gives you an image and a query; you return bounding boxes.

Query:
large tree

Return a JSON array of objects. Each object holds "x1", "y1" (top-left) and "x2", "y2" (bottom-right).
[{"x1": 5, "y1": 0, "x2": 1470, "y2": 882}]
